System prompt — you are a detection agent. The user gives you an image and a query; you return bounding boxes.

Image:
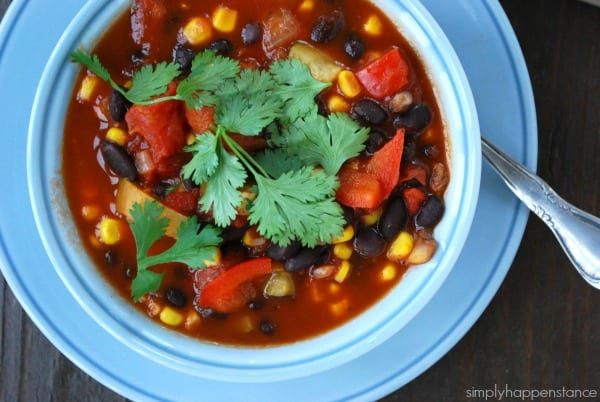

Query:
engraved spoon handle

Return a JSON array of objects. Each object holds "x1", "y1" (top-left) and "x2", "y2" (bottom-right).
[{"x1": 481, "y1": 137, "x2": 600, "y2": 289}]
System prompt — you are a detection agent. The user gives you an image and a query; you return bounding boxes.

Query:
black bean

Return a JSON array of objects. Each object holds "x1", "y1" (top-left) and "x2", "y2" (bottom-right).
[
  {"x1": 342, "y1": 205, "x2": 355, "y2": 224},
  {"x1": 311, "y1": 10, "x2": 345, "y2": 43},
  {"x1": 182, "y1": 177, "x2": 198, "y2": 191},
  {"x1": 284, "y1": 247, "x2": 324, "y2": 272},
  {"x1": 220, "y1": 225, "x2": 247, "y2": 243},
  {"x1": 241, "y1": 23, "x2": 261, "y2": 45},
  {"x1": 422, "y1": 144, "x2": 440, "y2": 159},
  {"x1": 125, "y1": 266, "x2": 136, "y2": 279},
  {"x1": 104, "y1": 249, "x2": 118, "y2": 266},
  {"x1": 402, "y1": 134, "x2": 417, "y2": 163},
  {"x1": 209, "y1": 39, "x2": 233, "y2": 56},
  {"x1": 415, "y1": 195, "x2": 445, "y2": 228},
  {"x1": 197, "y1": 307, "x2": 227, "y2": 320},
  {"x1": 351, "y1": 99, "x2": 387, "y2": 126},
  {"x1": 344, "y1": 33, "x2": 365, "y2": 60},
  {"x1": 266, "y1": 241, "x2": 301, "y2": 261},
  {"x1": 393, "y1": 103, "x2": 432, "y2": 133},
  {"x1": 172, "y1": 43, "x2": 195, "y2": 73},
  {"x1": 153, "y1": 182, "x2": 171, "y2": 199},
  {"x1": 100, "y1": 140, "x2": 138, "y2": 181},
  {"x1": 314, "y1": 245, "x2": 332, "y2": 265},
  {"x1": 259, "y1": 319, "x2": 276, "y2": 335},
  {"x1": 248, "y1": 300, "x2": 264, "y2": 311},
  {"x1": 108, "y1": 90, "x2": 131, "y2": 122},
  {"x1": 165, "y1": 287, "x2": 187, "y2": 307},
  {"x1": 378, "y1": 197, "x2": 409, "y2": 240},
  {"x1": 353, "y1": 227, "x2": 386, "y2": 257},
  {"x1": 365, "y1": 128, "x2": 387, "y2": 154}
]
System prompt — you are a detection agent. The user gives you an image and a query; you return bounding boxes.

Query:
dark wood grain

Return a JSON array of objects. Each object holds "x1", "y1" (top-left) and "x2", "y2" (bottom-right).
[{"x1": 1, "y1": 1, "x2": 599, "y2": 401}]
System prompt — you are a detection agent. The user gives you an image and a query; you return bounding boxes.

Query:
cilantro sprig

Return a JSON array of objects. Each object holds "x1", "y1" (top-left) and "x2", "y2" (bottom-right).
[
  {"x1": 71, "y1": 48, "x2": 370, "y2": 247},
  {"x1": 129, "y1": 200, "x2": 222, "y2": 301}
]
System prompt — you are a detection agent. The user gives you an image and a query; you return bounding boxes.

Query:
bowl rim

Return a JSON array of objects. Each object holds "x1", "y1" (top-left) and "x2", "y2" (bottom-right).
[{"x1": 26, "y1": 0, "x2": 480, "y2": 383}]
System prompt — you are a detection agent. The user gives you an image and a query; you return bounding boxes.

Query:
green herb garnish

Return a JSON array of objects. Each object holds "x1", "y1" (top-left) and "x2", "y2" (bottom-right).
[
  {"x1": 71, "y1": 48, "x2": 369, "y2": 248},
  {"x1": 129, "y1": 200, "x2": 222, "y2": 301}
]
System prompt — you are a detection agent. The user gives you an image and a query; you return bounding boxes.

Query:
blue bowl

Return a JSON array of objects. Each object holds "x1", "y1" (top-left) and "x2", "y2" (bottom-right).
[{"x1": 27, "y1": 0, "x2": 480, "y2": 383}]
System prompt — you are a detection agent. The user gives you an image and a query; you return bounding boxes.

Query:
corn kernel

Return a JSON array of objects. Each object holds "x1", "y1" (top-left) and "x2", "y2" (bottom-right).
[
  {"x1": 183, "y1": 16, "x2": 213, "y2": 46},
  {"x1": 98, "y1": 216, "x2": 122, "y2": 245},
  {"x1": 337, "y1": 70, "x2": 361, "y2": 98},
  {"x1": 333, "y1": 242, "x2": 353, "y2": 260},
  {"x1": 203, "y1": 247, "x2": 221, "y2": 267},
  {"x1": 334, "y1": 260, "x2": 352, "y2": 283},
  {"x1": 332, "y1": 225, "x2": 354, "y2": 244},
  {"x1": 184, "y1": 310, "x2": 202, "y2": 332},
  {"x1": 123, "y1": 80, "x2": 133, "y2": 90},
  {"x1": 310, "y1": 282, "x2": 325, "y2": 302},
  {"x1": 212, "y1": 6, "x2": 238, "y2": 33},
  {"x1": 329, "y1": 282, "x2": 341, "y2": 295},
  {"x1": 380, "y1": 263, "x2": 398, "y2": 281},
  {"x1": 298, "y1": 0, "x2": 315, "y2": 12},
  {"x1": 81, "y1": 205, "x2": 100, "y2": 221},
  {"x1": 186, "y1": 133, "x2": 197, "y2": 145},
  {"x1": 387, "y1": 231, "x2": 414, "y2": 262},
  {"x1": 160, "y1": 306, "x2": 185, "y2": 327},
  {"x1": 329, "y1": 298, "x2": 350, "y2": 316},
  {"x1": 78, "y1": 75, "x2": 100, "y2": 102},
  {"x1": 88, "y1": 234, "x2": 102, "y2": 249},
  {"x1": 105, "y1": 127, "x2": 128, "y2": 146},
  {"x1": 327, "y1": 94, "x2": 350, "y2": 113},
  {"x1": 243, "y1": 226, "x2": 267, "y2": 248},
  {"x1": 360, "y1": 207, "x2": 383, "y2": 226},
  {"x1": 363, "y1": 14, "x2": 383, "y2": 36},
  {"x1": 238, "y1": 315, "x2": 254, "y2": 333}
]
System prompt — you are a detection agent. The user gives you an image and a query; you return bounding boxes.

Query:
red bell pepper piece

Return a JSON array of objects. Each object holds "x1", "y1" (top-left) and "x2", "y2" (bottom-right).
[
  {"x1": 366, "y1": 128, "x2": 405, "y2": 201},
  {"x1": 355, "y1": 48, "x2": 409, "y2": 99},
  {"x1": 336, "y1": 166, "x2": 384, "y2": 209},
  {"x1": 402, "y1": 187, "x2": 427, "y2": 216},
  {"x1": 198, "y1": 257, "x2": 273, "y2": 313}
]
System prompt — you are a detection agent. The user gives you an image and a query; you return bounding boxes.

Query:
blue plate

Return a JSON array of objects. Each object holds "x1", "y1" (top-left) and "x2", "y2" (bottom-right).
[{"x1": 0, "y1": 0, "x2": 536, "y2": 400}]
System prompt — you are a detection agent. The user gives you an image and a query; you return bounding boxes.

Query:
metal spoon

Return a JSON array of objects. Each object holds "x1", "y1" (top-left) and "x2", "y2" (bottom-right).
[{"x1": 481, "y1": 137, "x2": 600, "y2": 289}]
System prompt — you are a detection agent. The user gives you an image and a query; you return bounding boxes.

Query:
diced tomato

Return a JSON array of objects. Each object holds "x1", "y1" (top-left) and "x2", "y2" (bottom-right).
[
  {"x1": 198, "y1": 257, "x2": 273, "y2": 313},
  {"x1": 402, "y1": 187, "x2": 427, "y2": 216},
  {"x1": 336, "y1": 165, "x2": 384, "y2": 209},
  {"x1": 185, "y1": 106, "x2": 215, "y2": 134},
  {"x1": 162, "y1": 189, "x2": 199, "y2": 216},
  {"x1": 366, "y1": 128, "x2": 405, "y2": 200},
  {"x1": 399, "y1": 163, "x2": 428, "y2": 186},
  {"x1": 125, "y1": 96, "x2": 187, "y2": 164},
  {"x1": 356, "y1": 48, "x2": 409, "y2": 99},
  {"x1": 131, "y1": 0, "x2": 168, "y2": 46}
]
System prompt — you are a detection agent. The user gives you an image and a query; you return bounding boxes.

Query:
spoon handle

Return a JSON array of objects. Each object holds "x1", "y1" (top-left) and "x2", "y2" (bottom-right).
[{"x1": 481, "y1": 137, "x2": 600, "y2": 289}]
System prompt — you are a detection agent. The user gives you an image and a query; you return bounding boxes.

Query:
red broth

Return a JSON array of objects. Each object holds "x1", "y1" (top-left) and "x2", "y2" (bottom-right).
[{"x1": 63, "y1": 0, "x2": 448, "y2": 346}]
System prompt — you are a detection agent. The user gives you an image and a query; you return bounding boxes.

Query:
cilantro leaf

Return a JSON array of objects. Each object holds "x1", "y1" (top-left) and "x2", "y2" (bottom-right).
[
  {"x1": 278, "y1": 112, "x2": 369, "y2": 175},
  {"x1": 70, "y1": 49, "x2": 122, "y2": 94},
  {"x1": 182, "y1": 133, "x2": 219, "y2": 184},
  {"x1": 129, "y1": 200, "x2": 168, "y2": 264},
  {"x1": 249, "y1": 167, "x2": 345, "y2": 247},
  {"x1": 177, "y1": 51, "x2": 239, "y2": 109},
  {"x1": 126, "y1": 61, "x2": 181, "y2": 104},
  {"x1": 216, "y1": 69, "x2": 283, "y2": 135},
  {"x1": 198, "y1": 140, "x2": 248, "y2": 226},
  {"x1": 253, "y1": 149, "x2": 305, "y2": 178},
  {"x1": 128, "y1": 200, "x2": 222, "y2": 301},
  {"x1": 270, "y1": 58, "x2": 330, "y2": 123}
]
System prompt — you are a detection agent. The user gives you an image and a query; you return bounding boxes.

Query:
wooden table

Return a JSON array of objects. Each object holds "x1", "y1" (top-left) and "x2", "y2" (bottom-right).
[{"x1": 1, "y1": 0, "x2": 598, "y2": 400}]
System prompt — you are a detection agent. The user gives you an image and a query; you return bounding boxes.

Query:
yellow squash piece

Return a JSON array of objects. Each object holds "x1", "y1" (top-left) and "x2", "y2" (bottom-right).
[
  {"x1": 115, "y1": 179, "x2": 188, "y2": 238},
  {"x1": 289, "y1": 42, "x2": 343, "y2": 83}
]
